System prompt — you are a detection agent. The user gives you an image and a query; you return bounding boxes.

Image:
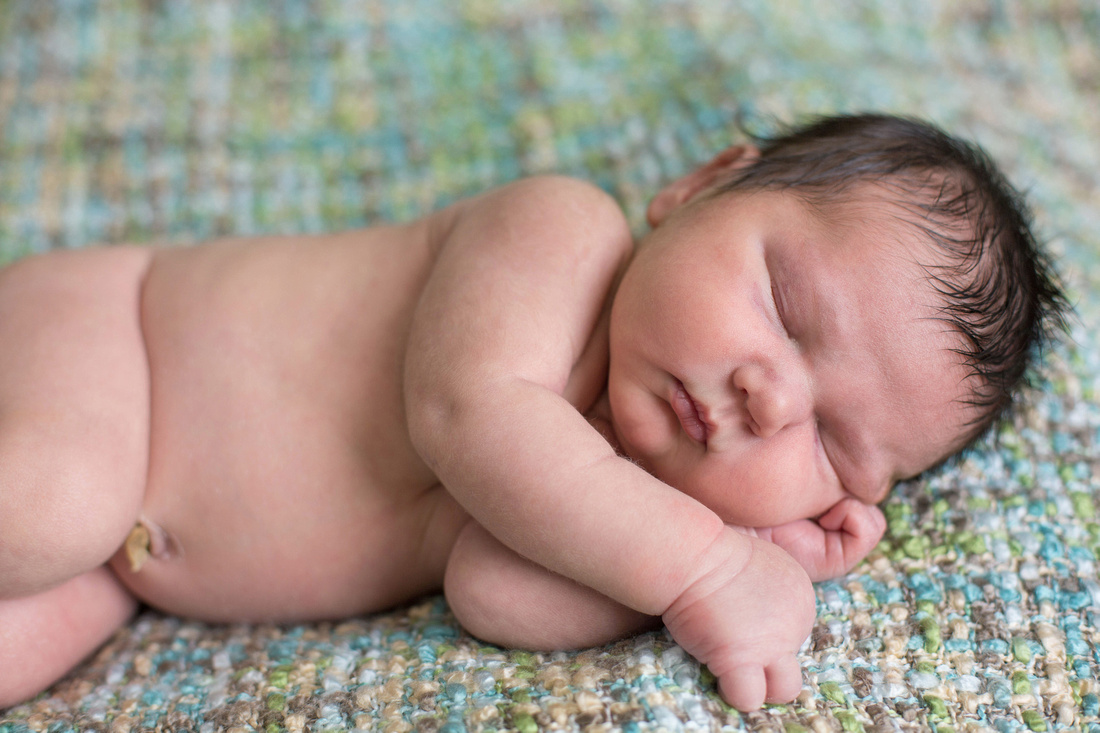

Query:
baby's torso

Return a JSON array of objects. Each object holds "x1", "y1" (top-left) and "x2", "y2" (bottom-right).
[{"x1": 109, "y1": 219, "x2": 469, "y2": 621}]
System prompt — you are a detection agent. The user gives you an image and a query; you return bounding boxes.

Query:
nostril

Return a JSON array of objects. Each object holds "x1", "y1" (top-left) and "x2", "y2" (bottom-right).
[
  {"x1": 753, "y1": 419, "x2": 777, "y2": 439},
  {"x1": 742, "y1": 394, "x2": 768, "y2": 439}
]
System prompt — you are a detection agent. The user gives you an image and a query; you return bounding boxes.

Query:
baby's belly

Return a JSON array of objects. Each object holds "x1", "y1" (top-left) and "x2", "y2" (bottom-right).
[
  {"x1": 110, "y1": 478, "x2": 466, "y2": 623},
  {"x1": 110, "y1": 233, "x2": 466, "y2": 622}
]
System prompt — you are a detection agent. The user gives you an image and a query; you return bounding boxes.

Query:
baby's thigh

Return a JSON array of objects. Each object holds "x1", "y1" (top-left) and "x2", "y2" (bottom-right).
[{"x1": 0, "y1": 246, "x2": 154, "y2": 598}]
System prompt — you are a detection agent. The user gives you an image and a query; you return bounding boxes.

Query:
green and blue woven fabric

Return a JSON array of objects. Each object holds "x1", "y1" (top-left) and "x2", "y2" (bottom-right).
[{"x1": 2, "y1": 1, "x2": 1100, "y2": 731}]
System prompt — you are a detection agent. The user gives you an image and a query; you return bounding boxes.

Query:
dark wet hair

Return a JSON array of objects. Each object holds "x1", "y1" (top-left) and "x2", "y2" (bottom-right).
[{"x1": 715, "y1": 113, "x2": 1069, "y2": 450}]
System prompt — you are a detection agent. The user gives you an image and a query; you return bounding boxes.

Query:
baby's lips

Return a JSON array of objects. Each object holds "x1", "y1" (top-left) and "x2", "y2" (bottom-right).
[{"x1": 671, "y1": 380, "x2": 709, "y2": 444}]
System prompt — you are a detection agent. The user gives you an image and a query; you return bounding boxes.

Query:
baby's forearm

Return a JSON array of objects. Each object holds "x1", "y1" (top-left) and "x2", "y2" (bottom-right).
[{"x1": 408, "y1": 375, "x2": 732, "y2": 616}]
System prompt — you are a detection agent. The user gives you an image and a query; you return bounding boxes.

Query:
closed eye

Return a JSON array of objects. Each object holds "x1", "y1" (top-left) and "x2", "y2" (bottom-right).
[
  {"x1": 770, "y1": 281, "x2": 791, "y2": 337},
  {"x1": 770, "y1": 279, "x2": 796, "y2": 338}
]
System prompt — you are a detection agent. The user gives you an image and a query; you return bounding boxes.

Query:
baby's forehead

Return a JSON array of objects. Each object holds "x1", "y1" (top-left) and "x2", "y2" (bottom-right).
[
  {"x1": 796, "y1": 184, "x2": 976, "y2": 300},
  {"x1": 798, "y1": 179, "x2": 961, "y2": 236}
]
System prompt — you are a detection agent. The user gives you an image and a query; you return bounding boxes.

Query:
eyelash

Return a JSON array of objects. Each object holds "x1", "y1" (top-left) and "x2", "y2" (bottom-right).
[{"x1": 770, "y1": 282, "x2": 790, "y2": 336}]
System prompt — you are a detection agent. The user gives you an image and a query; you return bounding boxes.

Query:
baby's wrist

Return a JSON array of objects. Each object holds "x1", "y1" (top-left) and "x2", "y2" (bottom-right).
[{"x1": 663, "y1": 525, "x2": 757, "y2": 617}]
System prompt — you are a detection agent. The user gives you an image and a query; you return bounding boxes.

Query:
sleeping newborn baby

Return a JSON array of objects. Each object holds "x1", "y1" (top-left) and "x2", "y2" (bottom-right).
[{"x1": 0, "y1": 113, "x2": 1065, "y2": 710}]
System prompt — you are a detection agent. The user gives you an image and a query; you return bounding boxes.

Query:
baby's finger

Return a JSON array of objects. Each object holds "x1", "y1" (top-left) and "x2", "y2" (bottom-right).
[
  {"x1": 719, "y1": 664, "x2": 767, "y2": 711},
  {"x1": 764, "y1": 655, "x2": 804, "y2": 704},
  {"x1": 801, "y1": 500, "x2": 887, "y2": 580},
  {"x1": 818, "y1": 498, "x2": 885, "y2": 538}
]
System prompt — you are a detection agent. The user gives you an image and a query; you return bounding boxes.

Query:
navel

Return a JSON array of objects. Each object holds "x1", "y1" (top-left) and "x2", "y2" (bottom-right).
[{"x1": 123, "y1": 516, "x2": 182, "y2": 572}]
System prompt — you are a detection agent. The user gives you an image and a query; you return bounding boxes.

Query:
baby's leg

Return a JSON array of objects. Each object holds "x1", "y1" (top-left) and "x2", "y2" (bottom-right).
[
  {"x1": 0, "y1": 566, "x2": 137, "y2": 708},
  {"x1": 0, "y1": 248, "x2": 151, "y2": 706},
  {"x1": 444, "y1": 521, "x2": 659, "y2": 651},
  {"x1": 0, "y1": 246, "x2": 152, "y2": 598}
]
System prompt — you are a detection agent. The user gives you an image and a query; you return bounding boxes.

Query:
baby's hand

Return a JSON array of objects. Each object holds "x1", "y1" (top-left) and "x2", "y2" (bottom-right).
[
  {"x1": 663, "y1": 529, "x2": 815, "y2": 711},
  {"x1": 753, "y1": 498, "x2": 886, "y2": 582}
]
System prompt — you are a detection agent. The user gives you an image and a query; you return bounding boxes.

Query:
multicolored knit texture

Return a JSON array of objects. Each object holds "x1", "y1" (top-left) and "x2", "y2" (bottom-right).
[{"x1": 2, "y1": 1, "x2": 1099, "y2": 731}]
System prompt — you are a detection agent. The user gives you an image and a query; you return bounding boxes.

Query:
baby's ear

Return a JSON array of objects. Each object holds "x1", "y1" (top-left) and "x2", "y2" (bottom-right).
[{"x1": 646, "y1": 145, "x2": 760, "y2": 227}]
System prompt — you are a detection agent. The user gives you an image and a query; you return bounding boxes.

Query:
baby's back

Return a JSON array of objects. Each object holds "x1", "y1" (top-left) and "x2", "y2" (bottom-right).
[{"x1": 111, "y1": 220, "x2": 468, "y2": 621}]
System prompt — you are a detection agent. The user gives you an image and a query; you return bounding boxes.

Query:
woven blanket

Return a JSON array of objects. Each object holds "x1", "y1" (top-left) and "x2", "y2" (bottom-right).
[{"x1": 2, "y1": 1, "x2": 1099, "y2": 731}]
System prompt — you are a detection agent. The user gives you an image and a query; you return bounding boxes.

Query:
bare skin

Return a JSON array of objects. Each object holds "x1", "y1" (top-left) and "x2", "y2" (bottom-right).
[{"x1": 0, "y1": 149, "x2": 973, "y2": 710}]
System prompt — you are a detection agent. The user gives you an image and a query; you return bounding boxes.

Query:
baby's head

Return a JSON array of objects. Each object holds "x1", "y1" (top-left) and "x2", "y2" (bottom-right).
[
  {"x1": 713, "y1": 114, "x2": 1069, "y2": 444},
  {"x1": 607, "y1": 113, "x2": 1068, "y2": 527}
]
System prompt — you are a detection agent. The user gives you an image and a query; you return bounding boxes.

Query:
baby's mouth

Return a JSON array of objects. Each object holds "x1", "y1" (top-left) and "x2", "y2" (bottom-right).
[{"x1": 672, "y1": 380, "x2": 709, "y2": 445}]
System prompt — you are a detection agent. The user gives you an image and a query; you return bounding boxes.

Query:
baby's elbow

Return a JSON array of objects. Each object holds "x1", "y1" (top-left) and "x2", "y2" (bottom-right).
[
  {"x1": 443, "y1": 547, "x2": 522, "y2": 648},
  {"x1": 403, "y1": 382, "x2": 463, "y2": 472},
  {"x1": 442, "y1": 522, "x2": 549, "y2": 650}
]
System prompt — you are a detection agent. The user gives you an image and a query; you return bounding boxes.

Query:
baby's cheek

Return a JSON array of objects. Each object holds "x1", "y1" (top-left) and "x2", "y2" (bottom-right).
[{"x1": 701, "y1": 445, "x2": 827, "y2": 528}]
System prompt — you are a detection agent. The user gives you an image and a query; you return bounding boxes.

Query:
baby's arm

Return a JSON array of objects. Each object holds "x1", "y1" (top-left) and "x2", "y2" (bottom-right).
[
  {"x1": 444, "y1": 520, "x2": 659, "y2": 650},
  {"x1": 405, "y1": 176, "x2": 815, "y2": 710},
  {"x1": 444, "y1": 500, "x2": 884, "y2": 652}
]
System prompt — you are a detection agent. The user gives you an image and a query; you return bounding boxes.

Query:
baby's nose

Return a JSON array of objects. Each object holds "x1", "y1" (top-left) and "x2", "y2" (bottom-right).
[{"x1": 733, "y1": 363, "x2": 812, "y2": 438}]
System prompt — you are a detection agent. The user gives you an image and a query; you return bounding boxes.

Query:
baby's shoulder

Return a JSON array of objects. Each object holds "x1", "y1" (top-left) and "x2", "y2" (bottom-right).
[
  {"x1": 441, "y1": 175, "x2": 633, "y2": 264},
  {"x1": 493, "y1": 174, "x2": 627, "y2": 222}
]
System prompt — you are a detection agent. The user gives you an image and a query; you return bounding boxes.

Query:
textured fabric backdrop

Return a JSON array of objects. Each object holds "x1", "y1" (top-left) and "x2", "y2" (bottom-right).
[{"x1": 2, "y1": 1, "x2": 1099, "y2": 731}]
